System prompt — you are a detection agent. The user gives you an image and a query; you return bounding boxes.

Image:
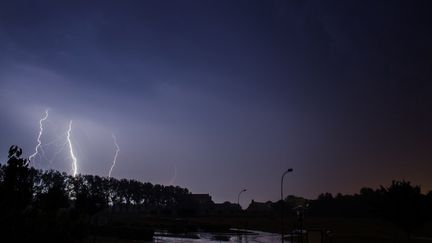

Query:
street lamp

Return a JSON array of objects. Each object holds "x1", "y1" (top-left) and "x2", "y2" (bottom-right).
[
  {"x1": 238, "y1": 189, "x2": 247, "y2": 207},
  {"x1": 237, "y1": 189, "x2": 247, "y2": 233},
  {"x1": 281, "y1": 168, "x2": 293, "y2": 243}
]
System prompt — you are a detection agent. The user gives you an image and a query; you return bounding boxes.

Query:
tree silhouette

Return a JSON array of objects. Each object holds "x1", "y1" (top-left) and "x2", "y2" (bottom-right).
[
  {"x1": 377, "y1": 180, "x2": 431, "y2": 239},
  {"x1": 2, "y1": 145, "x2": 33, "y2": 211},
  {"x1": 0, "y1": 146, "x2": 34, "y2": 242},
  {"x1": 36, "y1": 170, "x2": 69, "y2": 212}
]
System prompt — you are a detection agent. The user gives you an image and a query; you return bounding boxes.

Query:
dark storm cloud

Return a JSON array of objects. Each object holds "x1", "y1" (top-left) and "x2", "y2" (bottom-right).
[{"x1": 0, "y1": 0, "x2": 431, "y2": 204}]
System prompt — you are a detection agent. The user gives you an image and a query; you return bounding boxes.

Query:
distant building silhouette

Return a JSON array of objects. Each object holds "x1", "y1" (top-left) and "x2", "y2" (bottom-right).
[
  {"x1": 213, "y1": 201, "x2": 241, "y2": 215},
  {"x1": 185, "y1": 194, "x2": 213, "y2": 205},
  {"x1": 246, "y1": 200, "x2": 273, "y2": 215}
]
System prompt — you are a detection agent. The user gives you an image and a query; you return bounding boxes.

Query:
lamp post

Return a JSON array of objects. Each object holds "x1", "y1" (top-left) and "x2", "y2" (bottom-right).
[
  {"x1": 238, "y1": 189, "x2": 247, "y2": 207},
  {"x1": 281, "y1": 168, "x2": 293, "y2": 243},
  {"x1": 237, "y1": 189, "x2": 247, "y2": 233}
]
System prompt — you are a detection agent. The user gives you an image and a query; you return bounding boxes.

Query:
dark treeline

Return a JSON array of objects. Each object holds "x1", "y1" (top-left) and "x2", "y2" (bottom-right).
[
  {"x1": 278, "y1": 181, "x2": 432, "y2": 237},
  {"x1": 309, "y1": 182, "x2": 432, "y2": 220},
  {"x1": 0, "y1": 145, "x2": 190, "y2": 242}
]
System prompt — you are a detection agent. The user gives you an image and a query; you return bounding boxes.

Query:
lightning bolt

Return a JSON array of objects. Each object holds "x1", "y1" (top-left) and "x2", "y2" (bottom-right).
[
  {"x1": 29, "y1": 109, "x2": 49, "y2": 163},
  {"x1": 67, "y1": 120, "x2": 78, "y2": 177},
  {"x1": 39, "y1": 133, "x2": 68, "y2": 164},
  {"x1": 48, "y1": 140, "x2": 68, "y2": 165},
  {"x1": 108, "y1": 134, "x2": 120, "y2": 178}
]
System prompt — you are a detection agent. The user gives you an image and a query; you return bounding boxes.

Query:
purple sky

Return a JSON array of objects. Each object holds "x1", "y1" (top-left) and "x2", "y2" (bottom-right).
[{"x1": 0, "y1": 0, "x2": 431, "y2": 207}]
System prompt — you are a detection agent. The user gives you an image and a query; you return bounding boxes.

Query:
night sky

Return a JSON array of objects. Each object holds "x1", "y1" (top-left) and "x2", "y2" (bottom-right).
[{"x1": 0, "y1": 0, "x2": 431, "y2": 206}]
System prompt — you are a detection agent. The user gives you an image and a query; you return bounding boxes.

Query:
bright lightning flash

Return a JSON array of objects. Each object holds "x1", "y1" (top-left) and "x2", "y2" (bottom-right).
[
  {"x1": 108, "y1": 134, "x2": 120, "y2": 178},
  {"x1": 67, "y1": 120, "x2": 78, "y2": 177},
  {"x1": 29, "y1": 109, "x2": 49, "y2": 162}
]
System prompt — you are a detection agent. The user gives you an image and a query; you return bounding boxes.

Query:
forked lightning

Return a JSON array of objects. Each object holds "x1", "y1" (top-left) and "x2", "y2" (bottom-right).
[
  {"x1": 108, "y1": 134, "x2": 120, "y2": 178},
  {"x1": 29, "y1": 109, "x2": 49, "y2": 162},
  {"x1": 67, "y1": 120, "x2": 78, "y2": 177}
]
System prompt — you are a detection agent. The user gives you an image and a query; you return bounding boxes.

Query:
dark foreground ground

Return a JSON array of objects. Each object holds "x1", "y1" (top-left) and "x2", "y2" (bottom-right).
[{"x1": 84, "y1": 213, "x2": 432, "y2": 243}]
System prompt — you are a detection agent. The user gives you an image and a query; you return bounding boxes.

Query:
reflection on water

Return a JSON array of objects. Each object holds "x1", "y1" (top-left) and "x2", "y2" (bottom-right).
[{"x1": 153, "y1": 229, "x2": 281, "y2": 243}]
